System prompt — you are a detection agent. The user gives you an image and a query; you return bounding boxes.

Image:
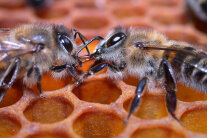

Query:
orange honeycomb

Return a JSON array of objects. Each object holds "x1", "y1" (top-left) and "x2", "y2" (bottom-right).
[{"x1": 0, "y1": 0, "x2": 207, "y2": 137}]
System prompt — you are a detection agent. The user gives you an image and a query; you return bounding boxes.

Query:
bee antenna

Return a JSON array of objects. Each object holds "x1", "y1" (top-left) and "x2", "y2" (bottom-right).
[
  {"x1": 75, "y1": 36, "x2": 103, "y2": 57},
  {"x1": 72, "y1": 29, "x2": 91, "y2": 56}
]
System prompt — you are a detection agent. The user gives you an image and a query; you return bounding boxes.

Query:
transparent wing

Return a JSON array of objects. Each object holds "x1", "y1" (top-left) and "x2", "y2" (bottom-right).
[
  {"x1": 0, "y1": 29, "x2": 38, "y2": 62},
  {"x1": 189, "y1": 42, "x2": 207, "y2": 52},
  {"x1": 0, "y1": 40, "x2": 38, "y2": 62},
  {"x1": 0, "y1": 28, "x2": 10, "y2": 39},
  {"x1": 141, "y1": 43, "x2": 207, "y2": 59}
]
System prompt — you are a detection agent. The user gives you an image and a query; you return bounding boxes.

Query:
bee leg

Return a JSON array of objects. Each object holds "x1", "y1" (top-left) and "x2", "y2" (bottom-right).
[
  {"x1": 158, "y1": 59, "x2": 182, "y2": 125},
  {"x1": 73, "y1": 29, "x2": 103, "y2": 57},
  {"x1": 66, "y1": 64, "x2": 79, "y2": 80},
  {"x1": 124, "y1": 77, "x2": 147, "y2": 125},
  {"x1": 90, "y1": 59, "x2": 103, "y2": 68},
  {"x1": 35, "y1": 66, "x2": 44, "y2": 98},
  {"x1": 73, "y1": 29, "x2": 90, "y2": 56},
  {"x1": 76, "y1": 69, "x2": 84, "y2": 74},
  {"x1": 75, "y1": 62, "x2": 119, "y2": 86},
  {"x1": 76, "y1": 36, "x2": 104, "y2": 66},
  {"x1": 33, "y1": 66, "x2": 44, "y2": 98},
  {"x1": 51, "y1": 64, "x2": 67, "y2": 73},
  {"x1": 90, "y1": 59, "x2": 125, "y2": 72},
  {"x1": 0, "y1": 58, "x2": 20, "y2": 102},
  {"x1": 51, "y1": 64, "x2": 81, "y2": 79},
  {"x1": 28, "y1": 65, "x2": 44, "y2": 98},
  {"x1": 118, "y1": 60, "x2": 126, "y2": 71}
]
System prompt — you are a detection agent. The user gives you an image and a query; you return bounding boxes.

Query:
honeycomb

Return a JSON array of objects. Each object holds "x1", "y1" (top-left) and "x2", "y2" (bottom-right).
[{"x1": 0, "y1": 0, "x2": 207, "y2": 137}]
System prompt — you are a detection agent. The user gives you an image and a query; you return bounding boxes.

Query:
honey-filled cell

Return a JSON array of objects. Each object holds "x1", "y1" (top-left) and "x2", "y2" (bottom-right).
[
  {"x1": 24, "y1": 97, "x2": 73, "y2": 123},
  {"x1": 26, "y1": 132, "x2": 70, "y2": 138},
  {"x1": 131, "y1": 127, "x2": 184, "y2": 138},
  {"x1": 0, "y1": 114, "x2": 21, "y2": 138},
  {"x1": 73, "y1": 111, "x2": 125, "y2": 138},
  {"x1": 0, "y1": 80, "x2": 23, "y2": 108},
  {"x1": 72, "y1": 78, "x2": 121, "y2": 104},
  {"x1": 30, "y1": 72, "x2": 72, "y2": 93},
  {"x1": 177, "y1": 84, "x2": 207, "y2": 102},
  {"x1": 124, "y1": 94, "x2": 168, "y2": 119},
  {"x1": 181, "y1": 108, "x2": 207, "y2": 133}
]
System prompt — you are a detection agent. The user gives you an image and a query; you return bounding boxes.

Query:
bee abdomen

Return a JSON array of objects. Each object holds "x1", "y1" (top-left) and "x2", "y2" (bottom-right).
[
  {"x1": 182, "y1": 57, "x2": 207, "y2": 92},
  {"x1": 169, "y1": 47, "x2": 207, "y2": 92}
]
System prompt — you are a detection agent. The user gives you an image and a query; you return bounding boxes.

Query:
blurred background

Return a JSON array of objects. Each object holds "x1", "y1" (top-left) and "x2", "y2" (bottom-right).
[{"x1": 0, "y1": 0, "x2": 206, "y2": 42}]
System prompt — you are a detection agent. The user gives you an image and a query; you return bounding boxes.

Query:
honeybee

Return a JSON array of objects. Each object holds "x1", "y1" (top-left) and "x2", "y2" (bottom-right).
[
  {"x1": 76, "y1": 26, "x2": 207, "y2": 125},
  {"x1": 0, "y1": 23, "x2": 102, "y2": 102}
]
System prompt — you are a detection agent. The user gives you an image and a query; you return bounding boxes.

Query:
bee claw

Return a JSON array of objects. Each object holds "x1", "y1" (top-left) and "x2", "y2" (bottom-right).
[
  {"x1": 124, "y1": 117, "x2": 129, "y2": 126},
  {"x1": 40, "y1": 93, "x2": 45, "y2": 99},
  {"x1": 74, "y1": 75, "x2": 79, "y2": 80},
  {"x1": 75, "y1": 80, "x2": 82, "y2": 87}
]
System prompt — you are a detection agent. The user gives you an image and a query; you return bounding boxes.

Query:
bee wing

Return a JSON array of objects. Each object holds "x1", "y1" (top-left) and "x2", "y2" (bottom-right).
[
  {"x1": 143, "y1": 43, "x2": 207, "y2": 59},
  {"x1": 188, "y1": 42, "x2": 207, "y2": 52},
  {"x1": 0, "y1": 28, "x2": 10, "y2": 31},
  {"x1": 0, "y1": 28, "x2": 39, "y2": 62},
  {"x1": 0, "y1": 39, "x2": 38, "y2": 62}
]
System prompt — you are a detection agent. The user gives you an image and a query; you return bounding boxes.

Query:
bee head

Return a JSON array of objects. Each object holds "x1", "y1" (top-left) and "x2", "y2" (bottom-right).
[{"x1": 91, "y1": 26, "x2": 127, "y2": 59}]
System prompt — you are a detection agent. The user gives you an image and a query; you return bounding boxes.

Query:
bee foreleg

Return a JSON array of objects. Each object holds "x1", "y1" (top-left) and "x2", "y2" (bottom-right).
[
  {"x1": 118, "y1": 60, "x2": 126, "y2": 71},
  {"x1": 51, "y1": 64, "x2": 82, "y2": 80},
  {"x1": 66, "y1": 64, "x2": 79, "y2": 80},
  {"x1": 76, "y1": 36, "x2": 104, "y2": 66},
  {"x1": 73, "y1": 29, "x2": 90, "y2": 56},
  {"x1": 75, "y1": 62, "x2": 119, "y2": 86},
  {"x1": 35, "y1": 66, "x2": 44, "y2": 98},
  {"x1": 28, "y1": 65, "x2": 44, "y2": 98},
  {"x1": 158, "y1": 60, "x2": 182, "y2": 125},
  {"x1": 51, "y1": 64, "x2": 67, "y2": 73},
  {"x1": 124, "y1": 77, "x2": 148, "y2": 125},
  {"x1": 90, "y1": 59, "x2": 103, "y2": 68},
  {"x1": 0, "y1": 58, "x2": 20, "y2": 102}
]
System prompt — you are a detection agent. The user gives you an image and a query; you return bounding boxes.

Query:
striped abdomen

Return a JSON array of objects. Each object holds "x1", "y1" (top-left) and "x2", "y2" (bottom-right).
[{"x1": 165, "y1": 46, "x2": 207, "y2": 93}]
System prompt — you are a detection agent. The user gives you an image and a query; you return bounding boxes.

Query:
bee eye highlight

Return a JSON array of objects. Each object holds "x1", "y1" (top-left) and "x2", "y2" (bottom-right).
[
  {"x1": 58, "y1": 35, "x2": 73, "y2": 53},
  {"x1": 107, "y1": 32, "x2": 126, "y2": 47}
]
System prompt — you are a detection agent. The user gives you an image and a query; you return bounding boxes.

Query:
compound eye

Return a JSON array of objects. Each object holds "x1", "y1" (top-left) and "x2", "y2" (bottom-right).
[
  {"x1": 106, "y1": 32, "x2": 126, "y2": 47},
  {"x1": 58, "y1": 35, "x2": 73, "y2": 53}
]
